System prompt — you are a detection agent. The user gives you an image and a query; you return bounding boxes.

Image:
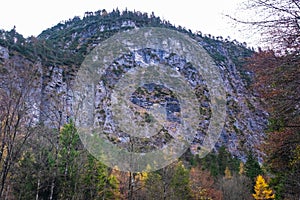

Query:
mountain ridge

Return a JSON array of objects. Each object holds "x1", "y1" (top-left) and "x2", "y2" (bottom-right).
[{"x1": 0, "y1": 9, "x2": 267, "y2": 161}]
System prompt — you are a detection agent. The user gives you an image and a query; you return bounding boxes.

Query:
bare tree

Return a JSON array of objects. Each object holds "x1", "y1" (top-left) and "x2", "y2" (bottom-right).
[
  {"x1": 229, "y1": 0, "x2": 300, "y2": 52},
  {"x1": 219, "y1": 173, "x2": 253, "y2": 200},
  {"x1": 0, "y1": 57, "x2": 41, "y2": 198}
]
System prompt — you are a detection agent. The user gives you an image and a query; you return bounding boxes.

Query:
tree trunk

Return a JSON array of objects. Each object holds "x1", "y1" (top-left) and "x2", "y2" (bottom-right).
[
  {"x1": 35, "y1": 171, "x2": 40, "y2": 200},
  {"x1": 49, "y1": 176, "x2": 55, "y2": 200}
]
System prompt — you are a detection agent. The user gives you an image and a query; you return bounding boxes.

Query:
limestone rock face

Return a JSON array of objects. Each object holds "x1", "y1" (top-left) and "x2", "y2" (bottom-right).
[
  {"x1": 0, "y1": 46, "x2": 9, "y2": 61},
  {"x1": 0, "y1": 10, "x2": 267, "y2": 159}
]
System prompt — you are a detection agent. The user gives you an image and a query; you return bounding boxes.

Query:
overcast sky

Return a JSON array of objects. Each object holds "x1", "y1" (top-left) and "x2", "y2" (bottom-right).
[{"x1": 0, "y1": 0, "x2": 260, "y2": 48}]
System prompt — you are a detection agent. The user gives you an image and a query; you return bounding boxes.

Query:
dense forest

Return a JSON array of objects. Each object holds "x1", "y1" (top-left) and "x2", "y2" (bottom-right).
[{"x1": 0, "y1": 1, "x2": 299, "y2": 199}]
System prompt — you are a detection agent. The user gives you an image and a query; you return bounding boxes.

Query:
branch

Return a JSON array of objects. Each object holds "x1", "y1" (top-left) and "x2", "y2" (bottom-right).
[{"x1": 225, "y1": 14, "x2": 279, "y2": 26}]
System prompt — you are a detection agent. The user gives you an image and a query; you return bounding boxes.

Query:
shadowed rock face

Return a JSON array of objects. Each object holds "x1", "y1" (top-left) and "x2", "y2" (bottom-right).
[
  {"x1": 0, "y1": 10, "x2": 268, "y2": 160},
  {"x1": 130, "y1": 83, "x2": 181, "y2": 123}
]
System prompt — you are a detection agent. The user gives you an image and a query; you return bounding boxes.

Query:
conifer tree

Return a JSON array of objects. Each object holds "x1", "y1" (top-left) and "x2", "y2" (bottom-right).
[
  {"x1": 58, "y1": 120, "x2": 80, "y2": 199},
  {"x1": 224, "y1": 166, "x2": 232, "y2": 179},
  {"x1": 239, "y1": 162, "x2": 245, "y2": 175},
  {"x1": 171, "y1": 162, "x2": 191, "y2": 200},
  {"x1": 245, "y1": 153, "x2": 262, "y2": 181},
  {"x1": 253, "y1": 175, "x2": 275, "y2": 200}
]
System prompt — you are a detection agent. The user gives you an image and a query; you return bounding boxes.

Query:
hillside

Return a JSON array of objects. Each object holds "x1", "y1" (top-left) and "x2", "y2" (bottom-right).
[
  {"x1": 0, "y1": 9, "x2": 267, "y2": 159},
  {"x1": 0, "y1": 9, "x2": 271, "y2": 199}
]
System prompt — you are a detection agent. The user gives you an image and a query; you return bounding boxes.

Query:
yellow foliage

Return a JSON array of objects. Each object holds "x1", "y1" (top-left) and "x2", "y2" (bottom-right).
[
  {"x1": 137, "y1": 171, "x2": 148, "y2": 182},
  {"x1": 290, "y1": 145, "x2": 300, "y2": 166},
  {"x1": 239, "y1": 162, "x2": 245, "y2": 175},
  {"x1": 224, "y1": 166, "x2": 232, "y2": 179},
  {"x1": 253, "y1": 175, "x2": 275, "y2": 200}
]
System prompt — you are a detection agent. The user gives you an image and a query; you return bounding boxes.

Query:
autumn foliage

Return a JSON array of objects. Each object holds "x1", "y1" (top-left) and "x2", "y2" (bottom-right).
[
  {"x1": 253, "y1": 175, "x2": 275, "y2": 200},
  {"x1": 189, "y1": 167, "x2": 222, "y2": 200},
  {"x1": 246, "y1": 49, "x2": 300, "y2": 198}
]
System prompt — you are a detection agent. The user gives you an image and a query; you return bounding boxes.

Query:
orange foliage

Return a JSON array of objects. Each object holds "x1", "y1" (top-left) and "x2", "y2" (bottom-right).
[
  {"x1": 189, "y1": 166, "x2": 222, "y2": 200},
  {"x1": 246, "y1": 50, "x2": 300, "y2": 127},
  {"x1": 247, "y1": 46, "x2": 300, "y2": 198}
]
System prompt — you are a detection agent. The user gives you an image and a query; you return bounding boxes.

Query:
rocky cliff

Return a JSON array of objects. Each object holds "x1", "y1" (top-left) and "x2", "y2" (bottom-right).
[{"x1": 0, "y1": 9, "x2": 268, "y2": 160}]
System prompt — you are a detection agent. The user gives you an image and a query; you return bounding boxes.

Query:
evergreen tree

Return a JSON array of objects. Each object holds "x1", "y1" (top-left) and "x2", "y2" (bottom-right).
[
  {"x1": 171, "y1": 162, "x2": 192, "y2": 200},
  {"x1": 12, "y1": 151, "x2": 37, "y2": 199},
  {"x1": 145, "y1": 172, "x2": 164, "y2": 199},
  {"x1": 245, "y1": 153, "x2": 263, "y2": 181},
  {"x1": 145, "y1": 161, "x2": 192, "y2": 200},
  {"x1": 58, "y1": 120, "x2": 80, "y2": 199},
  {"x1": 81, "y1": 155, "x2": 120, "y2": 199},
  {"x1": 81, "y1": 155, "x2": 103, "y2": 199}
]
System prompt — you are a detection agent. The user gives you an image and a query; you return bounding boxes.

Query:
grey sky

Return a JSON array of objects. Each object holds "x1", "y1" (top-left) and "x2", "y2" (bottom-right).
[{"x1": 0, "y1": 0, "x2": 260, "y2": 47}]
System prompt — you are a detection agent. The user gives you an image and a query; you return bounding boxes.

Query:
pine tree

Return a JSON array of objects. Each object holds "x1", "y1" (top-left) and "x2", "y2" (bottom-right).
[
  {"x1": 58, "y1": 121, "x2": 80, "y2": 199},
  {"x1": 171, "y1": 162, "x2": 192, "y2": 200},
  {"x1": 145, "y1": 171, "x2": 164, "y2": 199},
  {"x1": 82, "y1": 155, "x2": 120, "y2": 199},
  {"x1": 245, "y1": 153, "x2": 262, "y2": 181},
  {"x1": 253, "y1": 175, "x2": 275, "y2": 200}
]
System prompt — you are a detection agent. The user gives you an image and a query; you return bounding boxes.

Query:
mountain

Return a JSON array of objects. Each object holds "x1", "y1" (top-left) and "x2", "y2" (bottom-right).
[{"x1": 0, "y1": 9, "x2": 267, "y2": 161}]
